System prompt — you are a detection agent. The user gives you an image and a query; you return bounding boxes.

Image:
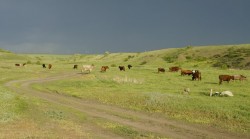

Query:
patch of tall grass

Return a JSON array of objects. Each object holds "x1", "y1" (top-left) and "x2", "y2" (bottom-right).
[{"x1": 0, "y1": 87, "x2": 28, "y2": 123}]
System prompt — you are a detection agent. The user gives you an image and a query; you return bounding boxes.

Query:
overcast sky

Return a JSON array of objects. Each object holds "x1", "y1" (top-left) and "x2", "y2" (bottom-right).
[{"x1": 0, "y1": 0, "x2": 250, "y2": 54}]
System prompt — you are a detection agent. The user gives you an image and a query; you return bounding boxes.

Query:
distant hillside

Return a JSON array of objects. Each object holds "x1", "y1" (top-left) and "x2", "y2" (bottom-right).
[
  {"x1": 1, "y1": 44, "x2": 250, "y2": 69},
  {"x1": 0, "y1": 48, "x2": 12, "y2": 53},
  {"x1": 0, "y1": 48, "x2": 28, "y2": 61},
  {"x1": 158, "y1": 44, "x2": 250, "y2": 69},
  {"x1": 92, "y1": 44, "x2": 250, "y2": 69}
]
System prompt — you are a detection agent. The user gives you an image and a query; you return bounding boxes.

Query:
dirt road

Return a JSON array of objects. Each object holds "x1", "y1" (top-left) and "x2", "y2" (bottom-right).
[{"x1": 5, "y1": 72, "x2": 249, "y2": 139}]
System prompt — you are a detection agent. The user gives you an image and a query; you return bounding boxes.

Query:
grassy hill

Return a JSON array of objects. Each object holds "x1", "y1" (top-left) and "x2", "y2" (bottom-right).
[
  {"x1": 2, "y1": 44, "x2": 249, "y2": 70},
  {"x1": 65, "y1": 44, "x2": 250, "y2": 70},
  {"x1": 0, "y1": 44, "x2": 250, "y2": 138}
]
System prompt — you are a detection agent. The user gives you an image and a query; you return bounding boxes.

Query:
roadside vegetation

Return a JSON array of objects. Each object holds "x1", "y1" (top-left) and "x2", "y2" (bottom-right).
[{"x1": 1, "y1": 44, "x2": 250, "y2": 138}]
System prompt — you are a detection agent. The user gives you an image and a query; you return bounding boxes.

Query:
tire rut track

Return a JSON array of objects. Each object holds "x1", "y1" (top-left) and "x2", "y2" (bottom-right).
[{"x1": 5, "y1": 72, "x2": 249, "y2": 139}]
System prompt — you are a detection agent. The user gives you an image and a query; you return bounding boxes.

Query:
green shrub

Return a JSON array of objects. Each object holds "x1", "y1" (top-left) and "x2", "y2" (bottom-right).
[
  {"x1": 163, "y1": 56, "x2": 175, "y2": 63},
  {"x1": 186, "y1": 56, "x2": 192, "y2": 60},
  {"x1": 124, "y1": 58, "x2": 129, "y2": 62},
  {"x1": 27, "y1": 60, "x2": 32, "y2": 64},
  {"x1": 245, "y1": 62, "x2": 250, "y2": 69},
  {"x1": 221, "y1": 64, "x2": 229, "y2": 69},
  {"x1": 36, "y1": 61, "x2": 41, "y2": 65},
  {"x1": 111, "y1": 64, "x2": 116, "y2": 67},
  {"x1": 140, "y1": 61, "x2": 147, "y2": 65}
]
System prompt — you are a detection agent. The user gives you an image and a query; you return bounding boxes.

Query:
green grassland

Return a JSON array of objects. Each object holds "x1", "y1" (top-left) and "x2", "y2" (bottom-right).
[{"x1": 0, "y1": 44, "x2": 250, "y2": 137}]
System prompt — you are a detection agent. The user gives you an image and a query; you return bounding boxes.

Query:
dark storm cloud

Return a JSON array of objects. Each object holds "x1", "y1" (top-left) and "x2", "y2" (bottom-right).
[{"x1": 0, "y1": 0, "x2": 250, "y2": 54}]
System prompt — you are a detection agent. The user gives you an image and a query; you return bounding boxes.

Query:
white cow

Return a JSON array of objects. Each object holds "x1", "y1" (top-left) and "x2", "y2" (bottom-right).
[
  {"x1": 233, "y1": 75, "x2": 246, "y2": 81},
  {"x1": 81, "y1": 65, "x2": 94, "y2": 73}
]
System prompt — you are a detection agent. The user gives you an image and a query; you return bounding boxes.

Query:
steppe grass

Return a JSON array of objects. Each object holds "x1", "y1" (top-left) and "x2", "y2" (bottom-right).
[
  {"x1": 1, "y1": 44, "x2": 250, "y2": 137},
  {"x1": 32, "y1": 65, "x2": 250, "y2": 133},
  {"x1": 1, "y1": 55, "x2": 165, "y2": 138},
  {"x1": 0, "y1": 67, "x2": 90, "y2": 138}
]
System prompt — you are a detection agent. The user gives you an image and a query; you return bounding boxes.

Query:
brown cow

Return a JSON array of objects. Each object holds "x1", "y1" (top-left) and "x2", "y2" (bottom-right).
[
  {"x1": 219, "y1": 75, "x2": 234, "y2": 84},
  {"x1": 118, "y1": 66, "x2": 125, "y2": 71},
  {"x1": 48, "y1": 64, "x2": 52, "y2": 69},
  {"x1": 101, "y1": 66, "x2": 109, "y2": 72},
  {"x1": 15, "y1": 63, "x2": 26, "y2": 67},
  {"x1": 128, "y1": 64, "x2": 132, "y2": 69},
  {"x1": 192, "y1": 70, "x2": 201, "y2": 81},
  {"x1": 169, "y1": 66, "x2": 181, "y2": 72},
  {"x1": 233, "y1": 75, "x2": 246, "y2": 81},
  {"x1": 73, "y1": 64, "x2": 78, "y2": 69},
  {"x1": 15, "y1": 64, "x2": 21, "y2": 66},
  {"x1": 181, "y1": 69, "x2": 193, "y2": 76},
  {"x1": 158, "y1": 68, "x2": 165, "y2": 73}
]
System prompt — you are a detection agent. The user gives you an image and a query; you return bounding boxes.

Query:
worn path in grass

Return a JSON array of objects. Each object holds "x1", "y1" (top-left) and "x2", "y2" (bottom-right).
[{"x1": 5, "y1": 72, "x2": 249, "y2": 139}]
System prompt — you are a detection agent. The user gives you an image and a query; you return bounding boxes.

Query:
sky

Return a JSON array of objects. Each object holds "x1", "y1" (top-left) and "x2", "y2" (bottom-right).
[{"x1": 0, "y1": 0, "x2": 250, "y2": 54}]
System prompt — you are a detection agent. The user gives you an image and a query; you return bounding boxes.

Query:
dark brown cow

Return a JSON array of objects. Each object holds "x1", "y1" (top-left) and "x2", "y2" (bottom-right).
[
  {"x1": 219, "y1": 75, "x2": 234, "y2": 84},
  {"x1": 15, "y1": 64, "x2": 21, "y2": 66},
  {"x1": 48, "y1": 64, "x2": 52, "y2": 69},
  {"x1": 192, "y1": 70, "x2": 201, "y2": 81},
  {"x1": 73, "y1": 64, "x2": 78, "y2": 69},
  {"x1": 158, "y1": 68, "x2": 165, "y2": 73},
  {"x1": 42, "y1": 64, "x2": 46, "y2": 68},
  {"x1": 118, "y1": 66, "x2": 125, "y2": 71},
  {"x1": 128, "y1": 64, "x2": 132, "y2": 69},
  {"x1": 101, "y1": 66, "x2": 109, "y2": 72},
  {"x1": 181, "y1": 69, "x2": 193, "y2": 76},
  {"x1": 169, "y1": 66, "x2": 181, "y2": 72}
]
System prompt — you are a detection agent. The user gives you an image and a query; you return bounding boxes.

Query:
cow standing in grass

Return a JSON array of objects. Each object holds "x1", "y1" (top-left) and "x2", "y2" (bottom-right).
[
  {"x1": 128, "y1": 64, "x2": 132, "y2": 69},
  {"x1": 192, "y1": 70, "x2": 201, "y2": 80},
  {"x1": 181, "y1": 69, "x2": 193, "y2": 76},
  {"x1": 119, "y1": 66, "x2": 125, "y2": 71},
  {"x1": 15, "y1": 63, "x2": 26, "y2": 67},
  {"x1": 48, "y1": 64, "x2": 52, "y2": 69},
  {"x1": 101, "y1": 66, "x2": 109, "y2": 72},
  {"x1": 15, "y1": 64, "x2": 21, "y2": 67},
  {"x1": 158, "y1": 68, "x2": 165, "y2": 73},
  {"x1": 82, "y1": 65, "x2": 94, "y2": 73},
  {"x1": 169, "y1": 66, "x2": 181, "y2": 72},
  {"x1": 73, "y1": 64, "x2": 78, "y2": 69},
  {"x1": 233, "y1": 75, "x2": 246, "y2": 81},
  {"x1": 219, "y1": 75, "x2": 234, "y2": 85},
  {"x1": 42, "y1": 64, "x2": 46, "y2": 68}
]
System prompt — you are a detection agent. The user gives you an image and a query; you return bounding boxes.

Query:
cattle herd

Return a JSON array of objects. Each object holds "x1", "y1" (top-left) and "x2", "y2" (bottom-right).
[{"x1": 14, "y1": 63, "x2": 247, "y2": 85}]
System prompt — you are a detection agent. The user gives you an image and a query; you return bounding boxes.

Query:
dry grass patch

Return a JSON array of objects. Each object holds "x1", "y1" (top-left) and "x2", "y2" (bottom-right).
[{"x1": 113, "y1": 76, "x2": 144, "y2": 84}]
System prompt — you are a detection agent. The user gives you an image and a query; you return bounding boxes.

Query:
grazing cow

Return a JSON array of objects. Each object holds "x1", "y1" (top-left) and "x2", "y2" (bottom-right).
[
  {"x1": 15, "y1": 63, "x2": 26, "y2": 67},
  {"x1": 233, "y1": 75, "x2": 246, "y2": 81},
  {"x1": 219, "y1": 75, "x2": 234, "y2": 84},
  {"x1": 169, "y1": 66, "x2": 181, "y2": 72},
  {"x1": 181, "y1": 69, "x2": 193, "y2": 76},
  {"x1": 73, "y1": 64, "x2": 78, "y2": 69},
  {"x1": 42, "y1": 64, "x2": 46, "y2": 68},
  {"x1": 82, "y1": 65, "x2": 94, "y2": 73},
  {"x1": 100, "y1": 66, "x2": 109, "y2": 72},
  {"x1": 192, "y1": 70, "x2": 201, "y2": 81},
  {"x1": 128, "y1": 64, "x2": 132, "y2": 69},
  {"x1": 48, "y1": 64, "x2": 52, "y2": 69},
  {"x1": 118, "y1": 66, "x2": 125, "y2": 71},
  {"x1": 158, "y1": 68, "x2": 165, "y2": 73},
  {"x1": 15, "y1": 64, "x2": 21, "y2": 67}
]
